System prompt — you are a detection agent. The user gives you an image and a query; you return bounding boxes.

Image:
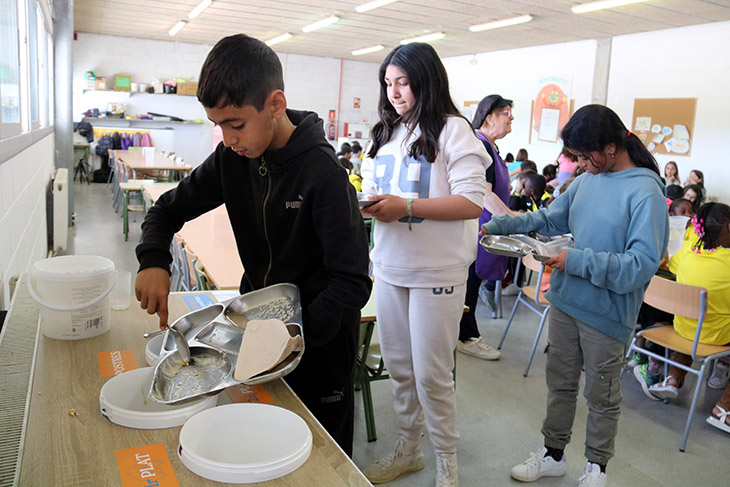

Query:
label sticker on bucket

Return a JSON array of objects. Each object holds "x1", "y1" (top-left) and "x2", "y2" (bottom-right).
[
  {"x1": 182, "y1": 294, "x2": 215, "y2": 311},
  {"x1": 98, "y1": 350, "x2": 137, "y2": 377},
  {"x1": 115, "y1": 443, "x2": 179, "y2": 487},
  {"x1": 225, "y1": 384, "x2": 274, "y2": 404}
]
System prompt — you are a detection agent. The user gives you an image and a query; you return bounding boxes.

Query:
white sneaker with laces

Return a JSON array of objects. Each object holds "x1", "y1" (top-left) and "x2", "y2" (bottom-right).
[
  {"x1": 457, "y1": 337, "x2": 501, "y2": 360},
  {"x1": 708, "y1": 361, "x2": 730, "y2": 390},
  {"x1": 502, "y1": 283, "x2": 521, "y2": 296},
  {"x1": 510, "y1": 447, "x2": 566, "y2": 482},
  {"x1": 362, "y1": 437, "x2": 425, "y2": 484},
  {"x1": 579, "y1": 462, "x2": 607, "y2": 487},
  {"x1": 435, "y1": 452, "x2": 458, "y2": 487}
]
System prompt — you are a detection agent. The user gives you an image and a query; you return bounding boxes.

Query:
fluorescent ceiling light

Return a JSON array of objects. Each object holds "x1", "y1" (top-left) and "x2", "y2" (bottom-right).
[
  {"x1": 572, "y1": 0, "x2": 648, "y2": 14},
  {"x1": 400, "y1": 32, "x2": 445, "y2": 44},
  {"x1": 352, "y1": 44, "x2": 384, "y2": 56},
  {"x1": 355, "y1": 0, "x2": 398, "y2": 13},
  {"x1": 188, "y1": 0, "x2": 212, "y2": 19},
  {"x1": 301, "y1": 16, "x2": 340, "y2": 33},
  {"x1": 266, "y1": 33, "x2": 293, "y2": 46},
  {"x1": 168, "y1": 21, "x2": 187, "y2": 36},
  {"x1": 469, "y1": 14, "x2": 533, "y2": 32}
]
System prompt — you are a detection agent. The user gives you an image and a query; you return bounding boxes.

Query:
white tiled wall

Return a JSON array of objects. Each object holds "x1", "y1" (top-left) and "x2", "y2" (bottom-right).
[{"x1": 0, "y1": 134, "x2": 56, "y2": 308}]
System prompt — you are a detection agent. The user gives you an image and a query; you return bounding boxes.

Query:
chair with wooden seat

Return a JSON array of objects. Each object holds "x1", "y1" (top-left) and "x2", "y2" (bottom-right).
[
  {"x1": 356, "y1": 293, "x2": 389, "y2": 442},
  {"x1": 624, "y1": 275, "x2": 730, "y2": 452},
  {"x1": 192, "y1": 258, "x2": 214, "y2": 291},
  {"x1": 497, "y1": 253, "x2": 551, "y2": 377}
]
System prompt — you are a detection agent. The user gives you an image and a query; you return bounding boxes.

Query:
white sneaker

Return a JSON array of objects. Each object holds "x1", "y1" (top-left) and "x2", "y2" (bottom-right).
[
  {"x1": 435, "y1": 452, "x2": 458, "y2": 487},
  {"x1": 510, "y1": 447, "x2": 566, "y2": 482},
  {"x1": 708, "y1": 361, "x2": 730, "y2": 390},
  {"x1": 502, "y1": 283, "x2": 521, "y2": 296},
  {"x1": 579, "y1": 462, "x2": 607, "y2": 487},
  {"x1": 362, "y1": 437, "x2": 425, "y2": 484},
  {"x1": 457, "y1": 337, "x2": 501, "y2": 360}
]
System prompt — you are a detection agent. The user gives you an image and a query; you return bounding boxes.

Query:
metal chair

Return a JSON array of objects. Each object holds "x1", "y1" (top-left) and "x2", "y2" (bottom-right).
[
  {"x1": 498, "y1": 253, "x2": 551, "y2": 377},
  {"x1": 625, "y1": 275, "x2": 730, "y2": 452}
]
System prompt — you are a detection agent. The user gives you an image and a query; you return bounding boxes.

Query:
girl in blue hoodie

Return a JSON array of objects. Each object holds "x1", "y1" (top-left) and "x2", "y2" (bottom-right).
[{"x1": 483, "y1": 105, "x2": 668, "y2": 487}]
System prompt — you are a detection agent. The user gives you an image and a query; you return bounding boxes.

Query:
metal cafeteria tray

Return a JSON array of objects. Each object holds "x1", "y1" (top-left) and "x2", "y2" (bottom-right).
[
  {"x1": 149, "y1": 283, "x2": 305, "y2": 404},
  {"x1": 479, "y1": 235, "x2": 536, "y2": 258}
]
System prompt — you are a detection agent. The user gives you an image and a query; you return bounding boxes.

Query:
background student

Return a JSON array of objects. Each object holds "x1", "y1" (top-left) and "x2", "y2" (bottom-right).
[
  {"x1": 483, "y1": 105, "x2": 668, "y2": 487},
  {"x1": 360, "y1": 42, "x2": 489, "y2": 487},
  {"x1": 134, "y1": 33, "x2": 372, "y2": 456}
]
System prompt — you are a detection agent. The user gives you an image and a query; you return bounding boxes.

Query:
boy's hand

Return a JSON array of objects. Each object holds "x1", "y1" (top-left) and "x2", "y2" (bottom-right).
[
  {"x1": 365, "y1": 194, "x2": 407, "y2": 223},
  {"x1": 479, "y1": 225, "x2": 489, "y2": 236},
  {"x1": 544, "y1": 249, "x2": 568, "y2": 271},
  {"x1": 135, "y1": 268, "x2": 170, "y2": 329}
]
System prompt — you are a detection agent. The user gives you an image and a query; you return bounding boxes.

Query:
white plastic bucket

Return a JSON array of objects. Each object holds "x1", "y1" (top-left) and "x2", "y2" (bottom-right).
[
  {"x1": 28, "y1": 255, "x2": 117, "y2": 340},
  {"x1": 178, "y1": 403, "x2": 312, "y2": 483},
  {"x1": 100, "y1": 367, "x2": 219, "y2": 429},
  {"x1": 668, "y1": 215, "x2": 690, "y2": 258}
]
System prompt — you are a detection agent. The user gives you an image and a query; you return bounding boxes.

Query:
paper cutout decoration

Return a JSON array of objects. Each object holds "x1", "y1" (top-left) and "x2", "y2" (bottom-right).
[
  {"x1": 674, "y1": 124, "x2": 690, "y2": 139},
  {"x1": 647, "y1": 142, "x2": 656, "y2": 152},
  {"x1": 635, "y1": 117, "x2": 651, "y2": 131},
  {"x1": 671, "y1": 138, "x2": 690, "y2": 154},
  {"x1": 652, "y1": 133, "x2": 665, "y2": 144},
  {"x1": 637, "y1": 131, "x2": 648, "y2": 143},
  {"x1": 651, "y1": 124, "x2": 662, "y2": 133},
  {"x1": 662, "y1": 126, "x2": 673, "y2": 136},
  {"x1": 234, "y1": 319, "x2": 302, "y2": 381},
  {"x1": 664, "y1": 139, "x2": 673, "y2": 152}
]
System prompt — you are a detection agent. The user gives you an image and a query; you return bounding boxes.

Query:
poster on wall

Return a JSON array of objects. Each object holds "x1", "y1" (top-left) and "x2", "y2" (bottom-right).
[
  {"x1": 631, "y1": 98, "x2": 696, "y2": 156},
  {"x1": 532, "y1": 75, "x2": 572, "y2": 143}
]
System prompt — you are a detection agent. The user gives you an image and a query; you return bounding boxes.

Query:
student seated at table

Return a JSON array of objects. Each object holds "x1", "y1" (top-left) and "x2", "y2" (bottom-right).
[
  {"x1": 632, "y1": 203, "x2": 730, "y2": 427},
  {"x1": 510, "y1": 172, "x2": 547, "y2": 213},
  {"x1": 134, "y1": 33, "x2": 372, "y2": 456}
]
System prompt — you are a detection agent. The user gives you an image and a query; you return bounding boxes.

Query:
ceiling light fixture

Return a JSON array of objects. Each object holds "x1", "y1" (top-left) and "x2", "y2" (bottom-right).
[
  {"x1": 572, "y1": 0, "x2": 648, "y2": 14},
  {"x1": 266, "y1": 33, "x2": 293, "y2": 46},
  {"x1": 355, "y1": 0, "x2": 398, "y2": 13},
  {"x1": 469, "y1": 14, "x2": 533, "y2": 32},
  {"x1": 188, "y1": 0, "x2": 212, "y2": 19},
  {"x1": 352, "y1": 44, "x2": 384, "y2": 56},
  {"x1": 301, "y1": 16, "x2": 340, "y2": 33},
  {"x1": 168, "y1": 21, "x2": 187, "y2": 36},
  {"x1": 400, "y1": 31, "x2": 445, "y2": 44}
]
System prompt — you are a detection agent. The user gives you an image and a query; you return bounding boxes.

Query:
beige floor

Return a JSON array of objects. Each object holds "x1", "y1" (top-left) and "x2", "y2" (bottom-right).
[{"x1": 72, "y1": 181, "x2": 730, "y2": 487}]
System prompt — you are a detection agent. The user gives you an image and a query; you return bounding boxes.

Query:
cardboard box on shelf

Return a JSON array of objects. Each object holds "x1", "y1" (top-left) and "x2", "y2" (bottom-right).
[
  {"x1": 95, "y1": 78, "x2": 107, "y2": 90},
  {"x1": 177, "y1": 81, "x2": 198, "y2": 96}
]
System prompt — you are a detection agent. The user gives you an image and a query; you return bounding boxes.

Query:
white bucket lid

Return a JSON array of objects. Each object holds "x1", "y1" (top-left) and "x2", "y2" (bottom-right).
[
  {"x1": 32, "y1": 255, "x2": 115, "y2": 281},
  {"x1": 99, "y1": 367, "x2": 218, "y2": 429},
  {"x1": 145, "y1": 334, "x2": 164, "y2": 366},
  {"x1": 178, "y1": 403, "x2": 312, "y2": 483}
]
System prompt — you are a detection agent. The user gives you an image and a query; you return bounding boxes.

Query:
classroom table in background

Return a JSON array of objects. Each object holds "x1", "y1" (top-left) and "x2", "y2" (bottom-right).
[
  {"x1": 7, "y1": 279, "x2": 371, "y2": 487},
  {"x1": 111, "y1": 149, "x2": 192, "y2": 179},
  {"x1": 144, "y1": 187, "x2": 243, "y2": 291}
]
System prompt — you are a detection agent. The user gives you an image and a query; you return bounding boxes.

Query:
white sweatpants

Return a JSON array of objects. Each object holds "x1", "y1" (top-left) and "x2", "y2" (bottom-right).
[{"x1": 374, "y1": 279, "x2": 466, "y2": 454}]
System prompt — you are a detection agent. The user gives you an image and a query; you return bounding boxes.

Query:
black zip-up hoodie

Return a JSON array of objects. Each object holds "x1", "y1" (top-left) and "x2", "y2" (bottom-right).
[{"x1": 136, "y1": 109, "x2": 372, "y2": 350}]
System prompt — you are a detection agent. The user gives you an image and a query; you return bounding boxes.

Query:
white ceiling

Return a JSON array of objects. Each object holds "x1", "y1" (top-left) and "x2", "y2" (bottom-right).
[{"x1": 73, "y1": 0, "x2": 730, "y2": 62}]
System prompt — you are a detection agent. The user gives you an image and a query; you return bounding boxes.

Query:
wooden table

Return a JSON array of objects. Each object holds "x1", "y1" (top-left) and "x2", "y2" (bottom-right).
[
  {"x1": 111, "y1": 149, "x2": 192, "y2": 179},
  {"x1": 144, "y1": 187, "x2": 243, "y2": 290},
  {"x1": 13, "y1": 284, "x2": 371, "y2": 487}
]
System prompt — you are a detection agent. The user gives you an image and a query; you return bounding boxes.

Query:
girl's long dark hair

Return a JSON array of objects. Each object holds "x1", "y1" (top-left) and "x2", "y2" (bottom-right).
[
  {"x1": 560, "y1": 104, "x2": 660, "y2": 175},
  {"x1": 367, "y1": 43, "x2": 466, "y2": 162},
  {"x1": 694, "y1": 202, "x2": 730, "y2": 251}
]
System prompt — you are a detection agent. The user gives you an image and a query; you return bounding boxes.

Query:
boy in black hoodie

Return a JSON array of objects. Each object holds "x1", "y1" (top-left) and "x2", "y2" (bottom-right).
[{"x1": 135, "y1": 34, "x2": 372, "y2": 456}]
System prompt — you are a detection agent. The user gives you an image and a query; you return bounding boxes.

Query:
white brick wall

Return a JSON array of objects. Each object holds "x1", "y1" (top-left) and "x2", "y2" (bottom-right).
[{"x1": 0, "y1": 134, "x2": 56, "y2": 307}]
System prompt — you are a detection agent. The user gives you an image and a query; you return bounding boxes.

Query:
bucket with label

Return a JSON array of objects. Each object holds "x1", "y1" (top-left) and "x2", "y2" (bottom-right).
[{"x1": 27, "y1": 255, "x2": 117, "y2": 340}]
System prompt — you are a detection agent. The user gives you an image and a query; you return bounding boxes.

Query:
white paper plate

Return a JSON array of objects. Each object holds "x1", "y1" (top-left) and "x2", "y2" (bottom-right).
[{"x1": 178, "y1": 403, "x2": 312, "y2": 483}]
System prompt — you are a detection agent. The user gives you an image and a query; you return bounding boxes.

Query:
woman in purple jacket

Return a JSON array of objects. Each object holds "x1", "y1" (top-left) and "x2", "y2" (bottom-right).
[{"x1": 457, "y1": 94, "x2": 518, "y2": 360}]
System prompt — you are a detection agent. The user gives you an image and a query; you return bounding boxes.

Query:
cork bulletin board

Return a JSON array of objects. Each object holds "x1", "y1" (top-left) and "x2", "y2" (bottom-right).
[{"x1": 631, "y1": 98, "x2": 697, "y2": 156}]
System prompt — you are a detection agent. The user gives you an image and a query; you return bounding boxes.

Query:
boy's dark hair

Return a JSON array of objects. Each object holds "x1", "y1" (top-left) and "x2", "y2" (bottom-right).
[
  {"x1": 368, "y1": 43, "x2": 465, "y2": 162},
  {"x1": 694, "y1": 202, "x2": 730, "y2": 251},
  {"x1": 666, "y1": 184, "x2": 684, "y2": 201},
  {"x1": 337, "y1": 142, "x2": 352, "y2": 157},
  {"x1": 197, "y1": 34, "x2": 284, "y2": 110},
  {"x1": 669, "y1": 198, "x2": 693, "y2": 215},
  {"x1": 504, "y1": 152, "x2": 514, "y2": 163},
  {"x1": 516, "y1": 169, "x2": 537, "y2": 181},
  {"x1": 560, "y1": 104, "x2": 660, "y2": 176},
  {"x1": 526, "y1": 173, "x2": 547, "y2": 197},
  {"x1": 339, "y1": 156, "x2": 353, "y2": 171},
  {"x1": 351, "y1": 141, "x2": 362, "y2": 154},
  {"x1": 542, "y1": 164, "x2": 557, "y2": 178},
  {"x1": 520, "y1": 160, "x2": 538, "y2": 173}
]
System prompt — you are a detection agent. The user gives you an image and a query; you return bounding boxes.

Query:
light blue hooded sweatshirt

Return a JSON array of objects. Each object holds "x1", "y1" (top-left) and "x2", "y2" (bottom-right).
[{"x1": 485, "y1": 167, "x2": 669, "y2": 343}]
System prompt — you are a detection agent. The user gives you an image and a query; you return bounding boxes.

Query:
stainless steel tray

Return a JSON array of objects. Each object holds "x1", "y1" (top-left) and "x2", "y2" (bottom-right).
[
  {"x1": 480, "y1": 235, "x2": 536, "y2": 258},
  {"x1": 150, "y1": 283, "x2": 305, "y2": 404},
  {"x1": 480, "y1": 234, "x2": 573, "y2": 262}
]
